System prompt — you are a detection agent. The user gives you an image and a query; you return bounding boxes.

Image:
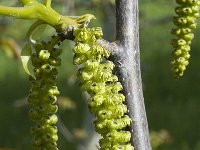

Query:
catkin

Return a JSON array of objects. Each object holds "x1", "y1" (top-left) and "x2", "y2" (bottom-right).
[
  {"x1": 73, "y1": 27, "x2": 134, "y2": 150},
  {"x1": 28, "y1": 35, "x2": 62, "y2": 150},
  {"x1": 171, "y1": 0, "x2": 200, "y2": 78}
]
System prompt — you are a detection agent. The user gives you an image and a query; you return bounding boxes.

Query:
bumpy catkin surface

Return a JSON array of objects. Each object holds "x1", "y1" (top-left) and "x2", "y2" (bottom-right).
[
  {"x1": 28, "y1": 36, "x2": 62, "y2": 150},
  {"x1": 171, "y1": 0, "x2": 200, "y2": 78},
  {"x1": 73, "y1": 27, "x2": 134, "y2": 150}
]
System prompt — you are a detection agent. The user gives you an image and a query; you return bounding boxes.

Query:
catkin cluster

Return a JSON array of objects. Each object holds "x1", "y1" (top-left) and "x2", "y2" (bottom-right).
[
  {"x1": 28, "y1": 36, "x2": 62, "y2": 150},
  {"x1": 171, "y1": 0, "x2": 200, "y2": 78},
  {"x1": 73, "y1": 27, "x2": 134, "y2": 150}
]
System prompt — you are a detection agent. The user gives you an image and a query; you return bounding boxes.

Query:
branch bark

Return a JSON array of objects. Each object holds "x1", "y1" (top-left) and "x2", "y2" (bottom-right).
[{"x1": 114, "y1": 0, "x2": 152, "y2": 149}]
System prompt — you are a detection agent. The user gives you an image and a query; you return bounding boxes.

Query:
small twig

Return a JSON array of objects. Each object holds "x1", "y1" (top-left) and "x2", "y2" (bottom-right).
[
  {"x1": 0, "y1": 2, "x2": 61, "y2": 27},
  {"x1": 0, "y1": 1, "x2": 95, "y2": 32}
]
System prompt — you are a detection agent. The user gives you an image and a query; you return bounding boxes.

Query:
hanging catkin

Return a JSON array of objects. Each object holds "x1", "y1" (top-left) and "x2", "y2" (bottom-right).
[
  {"x1": 73, "y1": 27, "x2": 134, "y2": 150},
  {"x1": 28, "y1": 35, "x2": 62, "y2": 150},
  {"x1": 171, "y1": 0, "x2": 200, "y2": 78}
]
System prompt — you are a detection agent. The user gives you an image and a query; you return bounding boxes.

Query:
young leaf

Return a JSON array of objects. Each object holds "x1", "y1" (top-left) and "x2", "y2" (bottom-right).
[
  {"x1": 20, "y1": 44, "x2": 36, "y2": 79},
  {"x1": 27, "y1": 20, "x2": 47, "y2": 44}
]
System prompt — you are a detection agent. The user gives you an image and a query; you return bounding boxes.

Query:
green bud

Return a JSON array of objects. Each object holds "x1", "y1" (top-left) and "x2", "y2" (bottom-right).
[
  {"x1": 84, "y1": 60, "x2": 99, "y2": 69},
  {"x1": 188, "y1": 0, "x2": 198, "y2": 5},
  {"x1": 111, "y1": 82, "x2": 123, "y2": 93},
  {"x1": 181, "y1": 28, "x2": 192, "y2": 34},
  {"x1": 39, "y1": 114, "x2": 58, "y2": 125},
  {"x1": 44, "y1": 95, "x2": 57, "y2": 104},
  {"x1": 74, "y1": 28, "x2": 90, "y2": 42},
  {"x1": 177, "y1": 39, "x2": 187, "y2": 46},
  {"x1": 173, "y1": 16, "x2": 187, "y2": 25},
  {"x1": 191, "y1": 5, "x2": 199, "y2": 13},
  {"x1": 93, "y1": 27, "x2": 103, "y2": 39},
  {"x1": 80, "y1": 70, "x2": 93, "y2": 81},
  {"x1": 73, "y1": 43, "x2": 90, "y2": 54},
  {"x1": 39, "y1": 50, "x2": 50, "y2": 61},
  {"x1": 184, "y1": 53, "x2": 190, "y2": 59},
  {"x1": 188, "y1": 23, "x2": 197, "y2": 29},
  {"x1": 182, "y1": 7, "x2": 193, "y2": 14},
  {"x1": 91, "y1": 44, "x2": 104, "y2": 55},
  {"x1": 178, "y1": 64, "x2": 186, "y2": 71},
  {"x1": 184, "y1": 33, "x2": 194, "y2": 41},
  {"x1": 41, "y1": 64, "x2": 52, "y2": 73},
  {"x1": 89, "y1": 82, "x2": 105, "y2": 94},
  {"x1": 38, "y1": 104, "x2": 58, "y2": 114},
  {"x1": 186, "y1": 16, "x2": 196, "y2": 24},
  {"x1": 105, "y1": 131, "x2": 131, "y2": 143},
  {"x1": 48, "y1": 86, "x2": 60, "y2": 96},
  {"x1": 174, "y1": 49, "x2": 182, "y2": 56},
  {"x1": 73, "y1": 54, "x2": 87, "y2": 65},
  {"x1": 183, "y1": 60, "x2": 189, "y2": 66},
  {"x1": 49, "y1": 58, "x2": 61, "y2": 66},
  {"x1": 88, "y1": 95, "x2": 104, "y2": 107}
]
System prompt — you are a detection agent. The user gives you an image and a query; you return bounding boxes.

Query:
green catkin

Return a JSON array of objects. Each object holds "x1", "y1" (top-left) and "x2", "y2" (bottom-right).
[
  {"x1": 73, "y1": 27, "x2": 134, "y2": 150},
  {"x1": 171, "y1": 0, "x2": 200, "y2": 78},
  {"x1": 28, "y1": 35, "x2": 62, "y2": 150}
]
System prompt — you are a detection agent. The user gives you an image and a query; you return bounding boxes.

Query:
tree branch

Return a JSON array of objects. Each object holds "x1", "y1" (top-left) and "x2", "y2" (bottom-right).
[{"x1": 115, "y1": 0, "x2": 152, "y2": 149}]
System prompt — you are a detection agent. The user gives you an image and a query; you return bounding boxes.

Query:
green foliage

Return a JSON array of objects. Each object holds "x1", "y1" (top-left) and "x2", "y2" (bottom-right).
[
  {"x1": 73, "y1": 27, "x2": 133, "y2": 150},
  {"x1": 21, "y1": 44, "x2": 36, "y2": 79}
]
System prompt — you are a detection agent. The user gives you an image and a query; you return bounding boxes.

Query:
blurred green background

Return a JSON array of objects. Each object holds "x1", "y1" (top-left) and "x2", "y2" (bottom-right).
[{"x1": 0, "y1": 0, "x2": 200, "y2": 150}]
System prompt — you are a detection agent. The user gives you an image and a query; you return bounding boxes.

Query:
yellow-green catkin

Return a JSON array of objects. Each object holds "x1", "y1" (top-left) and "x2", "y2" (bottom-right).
[
  {"x1": 28, "y1": 35, "x2": 62, "y2": 150},
  {"x1": 73, "y1": 27, "x2": 134, "y2": 150},
  {"x1": 171, "y1": 0, "x2": 200, "y2": 78}
]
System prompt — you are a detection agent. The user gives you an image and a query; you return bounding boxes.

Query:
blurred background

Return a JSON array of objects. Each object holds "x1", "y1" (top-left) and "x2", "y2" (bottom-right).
[{"x1": 0, "y1": 0, "x2": 199, "y2": 150}]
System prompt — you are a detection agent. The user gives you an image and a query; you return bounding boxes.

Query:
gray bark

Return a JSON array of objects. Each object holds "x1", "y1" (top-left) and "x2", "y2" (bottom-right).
[{"x1": 114, "y1": 0, "x2": 152, "y2": 150}]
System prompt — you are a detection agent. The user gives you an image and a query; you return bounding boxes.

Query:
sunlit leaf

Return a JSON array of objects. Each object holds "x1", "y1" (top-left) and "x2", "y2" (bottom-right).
[{"x1": 20, "y1": 44, "x2": 35, "y2": 79}]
